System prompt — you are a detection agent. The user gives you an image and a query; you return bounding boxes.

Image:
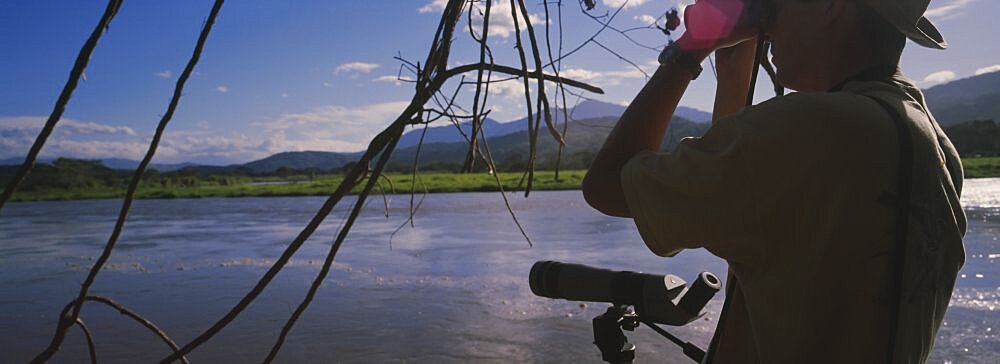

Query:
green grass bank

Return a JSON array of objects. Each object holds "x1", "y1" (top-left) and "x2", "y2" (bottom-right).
[
  {"x1": 7, "y1": 170, "x2": 587, "y2": 202},
  {"x1": 6, "y1": 157, "x2": 999, "y2": 202}
]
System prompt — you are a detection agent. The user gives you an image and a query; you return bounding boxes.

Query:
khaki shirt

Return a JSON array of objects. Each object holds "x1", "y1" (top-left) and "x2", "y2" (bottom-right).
[{"x1": 621, "y1": 73, "x2": 966, "y2": 363}]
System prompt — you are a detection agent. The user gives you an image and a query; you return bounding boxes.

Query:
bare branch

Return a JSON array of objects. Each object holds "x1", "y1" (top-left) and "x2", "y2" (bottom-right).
[
  {"x1": 32, "y1": 2, "x2": 224, "y2": 362},
  {"x1": 75, "y1": 318, "x2": 97, "y2": 364},
  {"x1": 445, "y1": 63, "x2": 604, "y2": 94}
]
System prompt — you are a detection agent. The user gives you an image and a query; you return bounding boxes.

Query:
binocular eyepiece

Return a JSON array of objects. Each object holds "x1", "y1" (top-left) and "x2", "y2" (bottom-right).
[{"x1": 529, "y1": 261, "x2": 721, "y2": 326}]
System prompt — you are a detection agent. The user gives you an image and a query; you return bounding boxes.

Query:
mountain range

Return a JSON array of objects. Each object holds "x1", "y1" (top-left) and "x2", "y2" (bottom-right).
[
  {"x1": 395, "y1": 99, "x2": 711, "y2": 149},
  {"x1": 3, "y1": 70, "x2": 997, "y2": 173},
  {"x1": 924, "y1": 70, "x2": 1000, "y2": 126}
]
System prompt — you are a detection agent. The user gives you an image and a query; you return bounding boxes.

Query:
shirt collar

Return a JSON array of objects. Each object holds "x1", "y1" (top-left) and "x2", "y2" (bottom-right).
[{"x1": 828, "y1": 65, "x2": 899, "y2": 92}]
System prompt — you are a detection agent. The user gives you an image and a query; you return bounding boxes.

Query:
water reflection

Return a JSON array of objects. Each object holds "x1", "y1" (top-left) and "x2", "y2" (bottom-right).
[{"x1": 0, "y1": 180, "x2": 997, "y2": 362}]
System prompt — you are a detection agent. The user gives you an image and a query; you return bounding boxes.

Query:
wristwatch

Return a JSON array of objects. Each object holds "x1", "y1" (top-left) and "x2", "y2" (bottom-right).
[{"x1": 658, "y1": 42, "x2": 704, "y2": 80}]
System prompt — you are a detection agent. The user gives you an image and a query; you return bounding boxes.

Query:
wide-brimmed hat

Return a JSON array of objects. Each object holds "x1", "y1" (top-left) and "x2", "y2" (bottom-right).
[{"x1": 864, "y1": 0, "x2": 947, "y2": 49}]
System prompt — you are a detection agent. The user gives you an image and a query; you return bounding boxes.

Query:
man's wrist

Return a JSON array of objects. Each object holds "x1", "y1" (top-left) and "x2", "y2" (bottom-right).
[{"x1": 658, "y1": 41, "x2": 708, "y2": 80}]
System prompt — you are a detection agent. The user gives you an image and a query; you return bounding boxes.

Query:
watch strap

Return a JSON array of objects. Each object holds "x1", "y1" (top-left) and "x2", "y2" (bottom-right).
[{"x1": 658, "y1": 42, "x2": 704, "y2": 80}]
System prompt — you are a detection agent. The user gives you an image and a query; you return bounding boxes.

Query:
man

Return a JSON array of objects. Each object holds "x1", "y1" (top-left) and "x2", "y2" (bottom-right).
[{"x1": 581, "y1": 0, "x2": 966, "y2": 362}]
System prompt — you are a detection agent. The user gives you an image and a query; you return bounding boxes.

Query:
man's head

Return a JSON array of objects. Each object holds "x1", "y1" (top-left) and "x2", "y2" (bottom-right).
[{"x1": 766, "y1": 0, "x2": 943, "y2": 92}]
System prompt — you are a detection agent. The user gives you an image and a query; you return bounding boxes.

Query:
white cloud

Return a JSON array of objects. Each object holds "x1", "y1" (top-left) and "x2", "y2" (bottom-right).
[
  {"x1": 157, "y1": 130, "x2": 282, "y2": 162},
  {"x1": 487, "y1": 79, "x2": 531, "y2": 101},
  {"x1": 925, "y1": 0, "x2": 977, "y2": 20},
  {"x1": 0, "y1": 116, "x2": 143, "y2": 161},
  {"x1": 418, "y1": 0, "x2": 447, "y2": 14},
  {"x1": 923, "y1": 70, "x2": 957, "y2": 85},
  {"x1": 468, "y1": 1, "x2": 544, "y2": 39},
  {"x1": 0, "y1": 100, "x2": 414, "y2": 164},
  {"x1": 373, "y1": 75, "x2": 406, "y2": 85},
  {"x1": 281, "y1": 93, "x2": 289, "y2": 98},
  {"x1": 335, "y1": 62, "x2": 380, "y2": 75},
  {"x1": 216, "y1": 85, "x2": 229, "y2": 93},
  {"x1": 153, "y1": 70, "x2": 172, "y2": 79},
  {"x1": 974, "y1": 64, "x2": 1000, "y2": 75},
  {"x1": 420, "y1": 1, "x2": 543, "y2": 39},
  {"x1": 249, "y1": 101, "x2": 410, "y2": 155},
  {"x1": 634, "y1": 14, "x2": 658, "y2": 26},
  {"x1": 44, "y1": 139, "x2": 151, "y2": 161},
  {"x1": 603, "y1": 0, "x2": 650, "y2": 9},
  {"x1": 0, "y1": 116, "x2": 136, "y2": 136},
  {"x1": 559, "y1": 65, "x2": 650, "y2": 86},
  {"x1": 560, "y1": 68, "x2": 603, "y2": 81}
]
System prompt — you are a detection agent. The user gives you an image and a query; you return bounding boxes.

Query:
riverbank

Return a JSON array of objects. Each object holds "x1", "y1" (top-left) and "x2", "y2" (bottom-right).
[
  {"x1": 963, "y1": 157, "x2": 1000, "y2": 178},
  {"x1": 6, "y1": 157, "x2": 999, "y2": 202},
  {"x1": 6, "y1": 170, "x2": 587, "y2": 202}
]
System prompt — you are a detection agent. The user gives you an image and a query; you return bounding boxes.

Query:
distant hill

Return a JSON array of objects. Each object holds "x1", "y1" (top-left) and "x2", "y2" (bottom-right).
[
  {"x1": 0, "y1": 157, "x2": 195, "y2": 172},
  {"x1": 241, "y1": 150, "x2": 364, "y2": 173},
  {"x1": 924, "y1": 70, "x2": 1000, "y2": 125},
  {"x1": 387, "y1": 115, "x2": 710, "y2": 171},
  {"x1": 396, "y1": 99, "x2": 711, "y2": 149},
  {"x1": 943, "y1": 119, "x2": 1000, "y2": 157}
]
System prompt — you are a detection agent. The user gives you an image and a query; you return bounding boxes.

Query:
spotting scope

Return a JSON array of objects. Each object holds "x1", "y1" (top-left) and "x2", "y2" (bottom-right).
[{"x1": 529, "y1": 261, "x2": 721, "y2": 326}]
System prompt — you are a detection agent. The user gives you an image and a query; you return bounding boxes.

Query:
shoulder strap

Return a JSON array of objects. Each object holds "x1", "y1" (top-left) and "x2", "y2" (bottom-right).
[{"x1": 864, "y1": 95, "x2": 914, "y2": 364}]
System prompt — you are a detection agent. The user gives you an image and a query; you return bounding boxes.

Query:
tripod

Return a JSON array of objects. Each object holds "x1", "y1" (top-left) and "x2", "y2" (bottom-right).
[{"x1": 593, "y1": 304, "x2": 707, "y2": 363}]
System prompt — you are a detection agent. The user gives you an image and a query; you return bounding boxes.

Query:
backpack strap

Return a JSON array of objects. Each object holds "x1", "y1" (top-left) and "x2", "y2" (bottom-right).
[{"x1": 864, "y1": 95, "x2": 914, "y2": 364}]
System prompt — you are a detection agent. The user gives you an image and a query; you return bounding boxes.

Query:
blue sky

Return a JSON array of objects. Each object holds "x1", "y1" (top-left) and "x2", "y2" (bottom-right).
[{"x1": 1, "y1": 0, "x2": 998, "y2": 165}]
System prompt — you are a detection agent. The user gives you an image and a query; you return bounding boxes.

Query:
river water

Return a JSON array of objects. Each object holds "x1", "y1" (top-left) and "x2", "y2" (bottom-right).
[{"x1": 1, "y1": 179, "x2": 997, "y2": 363}]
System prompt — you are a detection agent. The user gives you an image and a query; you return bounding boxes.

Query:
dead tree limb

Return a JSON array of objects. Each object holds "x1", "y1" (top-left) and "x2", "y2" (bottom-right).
[
  {"x1": 30, "y1": 1, "x2": 225, "y2": 362},
  {"x1": 463, "y1": 0, "x2": 492, "y2": 172}
]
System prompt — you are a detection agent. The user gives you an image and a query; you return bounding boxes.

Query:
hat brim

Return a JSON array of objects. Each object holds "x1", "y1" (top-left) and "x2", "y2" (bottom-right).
[{"x1": 904, "y1": 16, "x2": 948, "y2": 50}]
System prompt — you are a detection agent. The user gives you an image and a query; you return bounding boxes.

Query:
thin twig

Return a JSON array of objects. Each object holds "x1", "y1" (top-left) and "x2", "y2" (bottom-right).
[
  {"x1": 82, "y1": 295, "x2": 189, "y2": 364},
  {"x1": 545, "y1": 0, "x2": 571, "y2": 181},
  {"x1": 408, "y1": 122, "x2": 431, "y2": 226},
  {"x1": 444, "y1": 63, "x2": 603, "y2": 94},
  {"x1": 479, "y1": 119, "x2": 532, "y2": 246},
  {"x1": 592, "y1": 39, "x2": 650, "y2": 80},
  {"x1": 508, "y1": 0, "x2": 538, "y2": 197},
  {"x1": 463, "y1": 0, "x2": 492, "y2": 172},
  {"x1": 264, "y1": 125, "x2": 405, "y2": 363},
  {"x1": 543, "y1": 0, "x2": 628, "y2": 68},
  {"x1": 75, "y1": 318, "x2": 97, "y2": 364}
]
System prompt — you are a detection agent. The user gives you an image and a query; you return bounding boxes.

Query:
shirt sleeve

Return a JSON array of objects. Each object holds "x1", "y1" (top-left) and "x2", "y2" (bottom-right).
[{"x1": 620, "y1": 116, "x2": 763, "y2": 262}]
